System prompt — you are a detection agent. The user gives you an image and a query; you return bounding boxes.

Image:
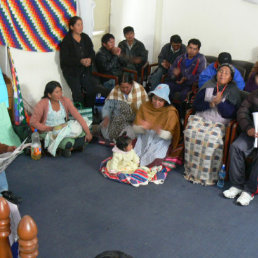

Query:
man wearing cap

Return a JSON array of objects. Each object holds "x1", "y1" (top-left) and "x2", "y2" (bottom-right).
[
  {"x1": 198, "y1": 52, "x2": 245, "y2": 90},
  {"x1": 148, "y1": 35, "x2": 186, "y2": 90}
]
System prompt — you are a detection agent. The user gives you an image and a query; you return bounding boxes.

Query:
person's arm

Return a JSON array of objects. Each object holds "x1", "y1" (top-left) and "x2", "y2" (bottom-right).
[
  {"x1": 30, "y1": 101, "x2": 53, "y2": 132},
  {"x1": 95, "y1": 50, "x2": 120, "y2": 73},
  {"x1": 237, "y1": 95, "x2": 255, "y2": 132},
  {"x1": 233, "y1": 68, "x2": 245, "y2": 90},
  {"x1": 193, "y1": 88, "x2": 211, "y2": 112},
  {"x1": 66, "y1": 98, "x2": 91, "y2": 137},
  {"x1": 158, "y1": 130, "x2": 172, "y2": 140},
  {"x1": 134, "y1": 42, "x2": 147, "y2": 63},
  {"x1": 84, "y1": 34, "x2": 95, "y2": 62},
  {"x1": 132, "y1": 151, "x2": 140, "y2": 165},
  {"x1": 60, "y1": 36, "x2": 81, "y2": 67},
  {"x1": 217, "y1": 100, "x2": 237, "y2": 119},
  {"x1": 108, "y1": 152, "x2": 122, "y2": 172},
  {"x1": 158, "y1": 44, "x2": 168, "y2": 66}
]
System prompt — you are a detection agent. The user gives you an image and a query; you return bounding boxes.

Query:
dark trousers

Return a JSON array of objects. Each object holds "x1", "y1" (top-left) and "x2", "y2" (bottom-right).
[
  {"x1": 229, "y1": 132, "x2": 258, "y2": 193},
  {"x1": 64, "y1": 72, "x2": 98, "y2": 107}
]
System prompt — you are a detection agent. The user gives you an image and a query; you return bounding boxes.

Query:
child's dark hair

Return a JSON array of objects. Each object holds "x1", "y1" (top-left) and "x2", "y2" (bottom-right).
[
  {"x1": 42, "y1": 81, "x2": 62, "y2": 99},
  {"x1": 116, "y1": 133, "x2": 132, "y2": 151}
]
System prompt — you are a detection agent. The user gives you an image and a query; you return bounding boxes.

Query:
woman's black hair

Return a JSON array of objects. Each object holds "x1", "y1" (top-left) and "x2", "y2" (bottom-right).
[
  {"x1": 42, "y1": 81, "x2": 62, "y2": 99},
  {"x1": 68, "y1": 16, "x2": 82, "y2": 32},
  {"x1": 118, "y1": 72, "x2": 134, "y2": 85},
  {"x1": 149, "y1": 93, "x2": 170, "y2": 107},
  {"x1": 116, "y1": 132, "x2": 132, "y2": 151}
]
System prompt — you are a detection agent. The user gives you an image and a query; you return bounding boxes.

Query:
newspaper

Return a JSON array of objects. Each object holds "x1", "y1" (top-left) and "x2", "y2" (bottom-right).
[
  {"x1": 0, "y1": 139, "x2": 31, "y2": 173},
  {"x1": 252, "y1": 112, "x2": 258, "y2": 148}
]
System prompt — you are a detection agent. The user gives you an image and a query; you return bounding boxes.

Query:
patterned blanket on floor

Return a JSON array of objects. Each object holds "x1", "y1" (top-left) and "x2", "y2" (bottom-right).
[{"x1": 99, "y1": 156, "x2": 182, "y2": 187}]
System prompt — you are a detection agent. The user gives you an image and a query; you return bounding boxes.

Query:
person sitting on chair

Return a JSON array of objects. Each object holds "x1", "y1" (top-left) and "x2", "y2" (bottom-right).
[
  {"x1": 199, "y1": 52, "x2": 245, "y2": 90},
  {"x1": 118, "y1": 26, "x2": 148, "y2": 79},
  {"x1": 184, "y1": 64, "x2": 241, "y2": 186},
  {"x1": 223, "y1": 89, "x2": 258, "y2": 206},
  {"x1": 166, "y1": 38, "x2": 206, "y2": 102},
  {"x1": 95, "y1": 33, "x2": 127, "y2": 90},
  {"x1": 148, "y1": 34, "x2": 186, "y2": 90}
]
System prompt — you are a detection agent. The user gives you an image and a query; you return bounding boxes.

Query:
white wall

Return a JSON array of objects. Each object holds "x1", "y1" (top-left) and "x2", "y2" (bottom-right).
[
  {"x1": 161, "y1": 0, "x2": 258, "y2": 62},
  {"x1": 110, "y1": 0, "x2": 157, "y2": 62},
  {"x1": 110, "y1": 0, "x2": 258, "y2": 63}
]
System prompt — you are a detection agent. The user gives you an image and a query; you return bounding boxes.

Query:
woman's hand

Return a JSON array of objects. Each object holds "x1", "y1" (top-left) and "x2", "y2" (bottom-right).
[
  {"x1": 80, "y1": 58, "x2": 91, "y2": 67},
  {"x1": 247, "y1": 128, "x2": 258, "y2": 138},
  {"x1": 102, "y1": 117, "x2": 109, "y2": 128},
  {"x1": 140, "y1": 120, "x2": 151, "y2": 130},
  {"x1": 213, "y1": 92, "x2": 223, "y2": 105},
  {"x1": 85, "y1": 132, "x2": 93, "y2": 142}
]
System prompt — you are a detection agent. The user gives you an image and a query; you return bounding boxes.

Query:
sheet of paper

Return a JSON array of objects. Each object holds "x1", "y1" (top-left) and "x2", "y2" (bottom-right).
[
  {"x1": 252, "y1": 112, "x2": 258, "y2": 148},
  {"x1": 0, "y1": 139, "x2": 31, "y2": 173}
]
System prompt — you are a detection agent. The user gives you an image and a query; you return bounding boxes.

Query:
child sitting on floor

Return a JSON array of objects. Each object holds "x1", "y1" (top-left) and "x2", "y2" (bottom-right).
[{"x1": 106, "y1": 133, "x2": 140, "y2": 174}]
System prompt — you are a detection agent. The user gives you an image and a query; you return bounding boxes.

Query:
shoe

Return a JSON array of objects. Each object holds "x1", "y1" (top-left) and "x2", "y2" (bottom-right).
[
  {"x1": 62, "y1": 142, "x2": 72, "y2": 157},
  {"x1": 1, "y1": 191, "x2": 22, "y2": 205},
  {"x1": 236, "y1": 191, "x2": 254, "y2": 206},
  {"x1": 223, "y1": 186, "x2": 242, "y2": 199}
]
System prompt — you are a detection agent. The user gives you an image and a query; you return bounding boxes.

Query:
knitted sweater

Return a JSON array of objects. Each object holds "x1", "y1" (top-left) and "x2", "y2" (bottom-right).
[
  {"x1": 30, "y1": 96, "x2": 90, "y2": 134},
  {"x1": 106, "y1": 146, "x2": 140, "y2": 174}
]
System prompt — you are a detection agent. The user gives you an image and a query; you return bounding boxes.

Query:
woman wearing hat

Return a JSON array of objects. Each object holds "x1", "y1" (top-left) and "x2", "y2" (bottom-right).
[
  {"x1": 133, "y1": 84, "x2": 181, "y2": 166},
  {"x1": 184, "y1": 63, "x2": 241, "y2": 185}
]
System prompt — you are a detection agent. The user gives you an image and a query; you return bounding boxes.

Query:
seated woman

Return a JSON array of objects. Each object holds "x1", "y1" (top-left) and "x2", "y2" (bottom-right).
[
  {"x1": 244, "y1": 71, "x2": 258, "y2": 93},
  {"x1": 133, "y1": 84, "x2": 181, "y2": 166},
  {"x1": 100, "y1": 72, "x2": 148, "y2": 142},
  {"x1": 184, "y1": 63, "x2": 241, "y2": 185},
  {"x1": 30, "y1": 81, "x2": 92, "y2": 157}
]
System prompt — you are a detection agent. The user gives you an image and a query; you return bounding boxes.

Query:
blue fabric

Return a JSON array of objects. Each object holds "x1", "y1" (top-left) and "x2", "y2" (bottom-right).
[
  {"x1": 199, "y1": 62, "x2": 245, "y2": 90},
  {"x1": 184, "y1": 57, "x2": 195, "y2": 68},
  {"x1": 0, "y1": 69, "x2": 9, "y2": 108},
  {"x1": 0, "y1": 171, "x2": 8, "y2": 194}
]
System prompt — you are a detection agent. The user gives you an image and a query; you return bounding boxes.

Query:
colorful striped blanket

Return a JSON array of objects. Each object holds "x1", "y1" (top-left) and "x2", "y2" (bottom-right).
[{"x1": 100, "y1": 156, "x2": 182, "y2": 187}]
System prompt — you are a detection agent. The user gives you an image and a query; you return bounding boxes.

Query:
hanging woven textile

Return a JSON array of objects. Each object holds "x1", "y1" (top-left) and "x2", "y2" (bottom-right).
[
  {"x1": 0, "y1": 0, "x2": 76, "y2": 52},
  {"x1": 7, "y1": 46, "x2": 26, "y2": 125}
]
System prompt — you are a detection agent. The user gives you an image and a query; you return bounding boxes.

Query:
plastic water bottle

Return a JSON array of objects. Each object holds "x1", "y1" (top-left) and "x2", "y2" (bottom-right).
[
  {"x1": 31, "y1": 129, "x2": 42, "y2": 160},
  {"x1": 217, "y1": 164, "x2": 226, "y2": 188}
]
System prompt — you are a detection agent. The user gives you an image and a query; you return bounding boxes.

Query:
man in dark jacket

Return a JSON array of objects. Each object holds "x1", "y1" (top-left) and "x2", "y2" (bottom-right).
[
  {"x1": 223, "y1": 89, "x2": 258, "y2": 206},
  {"x1": 118, "y1": 26, "x2": 148, "y2": 78},
  {"x1": 95, "y1": 33, "x2": 127, "y2": 89},
  {"x1": 148, "y1": 34, "x2": 186, "y2": 90}
]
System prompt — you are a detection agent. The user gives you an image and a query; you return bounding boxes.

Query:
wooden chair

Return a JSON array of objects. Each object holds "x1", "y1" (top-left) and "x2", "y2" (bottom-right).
[{"x1": 0, "y1": 197, "x2": 39, "y2": 257}]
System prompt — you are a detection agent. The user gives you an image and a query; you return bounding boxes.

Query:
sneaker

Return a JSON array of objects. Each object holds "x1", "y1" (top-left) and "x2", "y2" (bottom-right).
[
  {"x1": 236, "y1": 191, "x2": 254, "y2": 206},
  {"x1": 223, "y1": 186, "x2": 242, "y2": 199}
]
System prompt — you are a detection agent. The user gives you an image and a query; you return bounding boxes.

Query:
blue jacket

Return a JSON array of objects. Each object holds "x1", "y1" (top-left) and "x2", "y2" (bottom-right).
[{"x1": 198, "y1": 62, "x2": 245, "y2": 90}]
